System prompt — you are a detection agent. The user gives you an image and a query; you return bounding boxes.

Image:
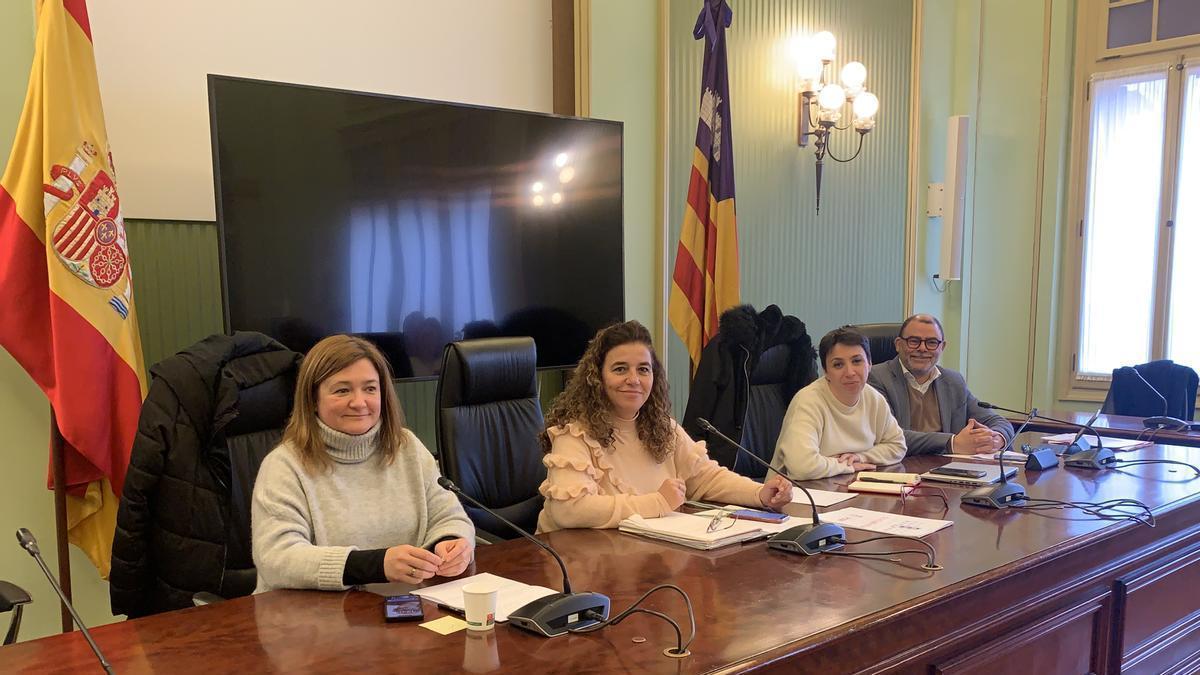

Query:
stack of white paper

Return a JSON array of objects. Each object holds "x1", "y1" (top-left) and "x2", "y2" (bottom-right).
[
  {"x1": 412, "y1": 572, "x2": 558, "y2": 622},
  {"x1": 618, "y1": 512, "x2": 765, "y2": 549},
  {"x1": 819, "y1": 507, "x2": 953, "y2": 538},
  {"x1": 790, "y1": 488, "x2": 857, "y2": 507}
]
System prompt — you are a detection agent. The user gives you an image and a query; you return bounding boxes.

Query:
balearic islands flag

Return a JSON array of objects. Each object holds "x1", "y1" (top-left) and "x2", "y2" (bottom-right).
[
  {"x1": 668, "y1": 0, "x2": 740, "y2": 371},
  {"x1": 0, "y1": 0, "x2": 147, "y2": 577}
]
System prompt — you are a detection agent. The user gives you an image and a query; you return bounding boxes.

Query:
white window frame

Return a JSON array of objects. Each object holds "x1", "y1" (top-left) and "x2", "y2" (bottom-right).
[{"x1": 1061, "y1": 1, "x2": 1200, "y2": 401}]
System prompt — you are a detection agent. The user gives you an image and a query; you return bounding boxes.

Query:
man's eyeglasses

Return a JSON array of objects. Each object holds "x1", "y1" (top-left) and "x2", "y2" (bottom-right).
[{"x1": 900, "y1": 336, "x2": 944, "y2": 350}]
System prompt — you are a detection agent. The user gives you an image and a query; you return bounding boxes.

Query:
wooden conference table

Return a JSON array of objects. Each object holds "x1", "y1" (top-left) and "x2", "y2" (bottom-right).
[
  {"x1": 1008, "y1": 408, "x2": 1200, "y2": 448},
  {"x1": 5, "y1": 438, "x2": 1200, "y2": 674}
]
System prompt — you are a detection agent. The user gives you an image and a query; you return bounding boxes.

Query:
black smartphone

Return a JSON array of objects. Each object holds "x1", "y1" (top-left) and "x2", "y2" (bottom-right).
[
  {"x1": 930, "y1": 466, "x2": 988, "y2": 479},
  {"x1": 384, "y1": 594, "x2": 424, "y2": 622}
]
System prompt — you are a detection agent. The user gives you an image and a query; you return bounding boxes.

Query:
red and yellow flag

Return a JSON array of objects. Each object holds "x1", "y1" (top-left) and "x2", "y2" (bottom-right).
[
  {"x1": 669, "y1": 0, "x2": 740, "y2": 370},
  {"x1": 0, "y1": 0, "x2": 147, "y2": 577}
]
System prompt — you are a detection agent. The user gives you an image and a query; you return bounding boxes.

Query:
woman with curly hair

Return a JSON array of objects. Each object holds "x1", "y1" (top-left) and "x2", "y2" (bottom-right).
[{"x1": 535, "y1": 320, "x2": 794, "y2": 532}]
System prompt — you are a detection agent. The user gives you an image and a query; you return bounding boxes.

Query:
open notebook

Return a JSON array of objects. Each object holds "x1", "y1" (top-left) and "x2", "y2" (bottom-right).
[{"x1": 618, "y1": 512, "x2": 766, "y2": 550}]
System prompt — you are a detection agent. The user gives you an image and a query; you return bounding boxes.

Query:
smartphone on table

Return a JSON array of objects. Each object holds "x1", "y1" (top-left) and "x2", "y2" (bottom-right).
[
  {"x1": 384, "y1": 594, "x2": 425, "y2": 622},
  {"x1": 729, "y1": 508, "x2": 789, "y2": 524}
]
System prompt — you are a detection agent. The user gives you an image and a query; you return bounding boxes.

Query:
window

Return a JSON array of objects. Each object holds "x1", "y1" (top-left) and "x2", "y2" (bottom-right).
[{"x1": 1067, "y1": 2, "x2": 1200, "y2": 392}]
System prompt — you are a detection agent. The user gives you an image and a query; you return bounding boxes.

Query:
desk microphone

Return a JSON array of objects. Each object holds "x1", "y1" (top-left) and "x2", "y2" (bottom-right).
[
  {"x1": 436, "y1": 477, "x2": 610, "y2": 637},
  {"x1": 1127, "y1": 367, "x2": 1190, "y2": 431},
  {"x1": 15, "y1": 528, "x2": 115, "y2": 674},
  {"x1": 960, "y1": 409, "x2": 1032, "y2": 509},
  {"x1": 978, "y1": 402, "x2": 1115, "y2": 470},
  {"x1": 695, "y1": 418, "x2": 844, "y2": 555}
]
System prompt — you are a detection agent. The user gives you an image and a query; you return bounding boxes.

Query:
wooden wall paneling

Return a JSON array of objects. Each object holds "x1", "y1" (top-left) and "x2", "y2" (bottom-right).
[
  {"x1": 932, "y1": 592, "x2": 1112, "y2": 675},
  {"x1": 1113, "y1": 543, "x2": 1200, "y2": 675}
]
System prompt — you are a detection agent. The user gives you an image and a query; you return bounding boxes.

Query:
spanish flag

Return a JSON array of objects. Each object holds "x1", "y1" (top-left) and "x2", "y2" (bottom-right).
[
  {"x1": 0, "y1": 0, "x2": 146, "y2": 577},
  {"x1": 669, "y1": 0, "x2": 740, "y2": 371}
]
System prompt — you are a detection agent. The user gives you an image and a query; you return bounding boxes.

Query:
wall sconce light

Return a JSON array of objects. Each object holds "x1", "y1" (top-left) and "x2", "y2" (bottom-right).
[{"x1": 794, "y1": 31, "x2": 879, "y2": 214}]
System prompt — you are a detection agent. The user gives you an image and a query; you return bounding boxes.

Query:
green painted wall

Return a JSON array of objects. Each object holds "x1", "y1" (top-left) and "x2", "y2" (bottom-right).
[
  {"x1": 590, "y1": 0, "x2": 660, "y2": 332},
  {"x1": 0, "y1": 0, "x2": 119, "y2": 642},
  {"x1": 916, "y1": 0, "x2": 1086, "y2": 413}
]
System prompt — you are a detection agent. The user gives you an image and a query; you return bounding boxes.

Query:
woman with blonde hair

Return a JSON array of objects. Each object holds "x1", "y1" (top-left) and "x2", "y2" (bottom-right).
[
  {"x1": 253, "y1": 334, "x2": 474, "y2": 592},
  {"x1": 536, "y1": 320, "x2": 793, "y2": 532}
]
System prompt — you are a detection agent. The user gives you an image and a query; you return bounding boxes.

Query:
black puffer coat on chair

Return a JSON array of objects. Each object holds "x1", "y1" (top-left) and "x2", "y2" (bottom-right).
[
  {"x1": 681, "y1": 305, "x2": 817, "y2": 471},
  {"x1": 109, "y1": 332, "x2": 299, "y2": 618}
]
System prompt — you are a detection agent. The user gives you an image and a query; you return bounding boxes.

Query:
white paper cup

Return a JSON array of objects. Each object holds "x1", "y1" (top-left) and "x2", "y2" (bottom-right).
[{"x1": 461, "y1": 581, "x2": 498, "y2": 632}]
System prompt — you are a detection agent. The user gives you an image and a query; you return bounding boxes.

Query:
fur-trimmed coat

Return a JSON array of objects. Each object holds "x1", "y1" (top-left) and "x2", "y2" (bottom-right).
[{"x1": 681, "y1": 305, "x2": 817, "y2": 469}]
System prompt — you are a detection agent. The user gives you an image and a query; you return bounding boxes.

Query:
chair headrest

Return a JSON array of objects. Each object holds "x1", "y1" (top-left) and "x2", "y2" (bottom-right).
[
  {"x1": 854, "y1": 322, "x2": 902, "y2": 364},
  {"x1": 439, "y1": 337, "x2": 538, "y2": 406}
]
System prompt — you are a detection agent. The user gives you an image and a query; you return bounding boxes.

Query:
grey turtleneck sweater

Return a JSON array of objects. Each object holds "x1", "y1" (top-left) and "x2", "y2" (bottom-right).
[{"x1": 252, "y1": 420, "x2": 475, "y2": 592}]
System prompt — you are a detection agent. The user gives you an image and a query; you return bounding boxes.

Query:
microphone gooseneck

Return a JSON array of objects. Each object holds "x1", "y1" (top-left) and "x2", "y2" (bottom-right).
[
  {"x1": 1127, "y1": 368, "x2": 1190, "y2": 430},
  {"x1": 978, "y1": 402, "x2": 1106, "y2": 452},
  {"x1": 435, "y1": 477, "x2": 611, "y2": 638},
  {"x1": 696, "y1": 418, "x2": 820, "y2": 524},
  {"x1": 15, "y1": 529, "x2": 115, "y2": 674},
  {"x1": 437, "y1": 477, "x2": 572, "y2": 594},
  {"x1": 695, "y1": 418, "x2": 845, "y2": 556},
  {"x1": 958, "y1": 408, "x2": 1032, "y2": 509}
]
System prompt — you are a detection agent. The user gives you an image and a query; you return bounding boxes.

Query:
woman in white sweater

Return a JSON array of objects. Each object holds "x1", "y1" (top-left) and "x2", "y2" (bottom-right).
[
  {"x1": 770, "y1": 326, "x2": 906, "y2": 480},
  {"x1": 252, "y1": 335, "x2": 475, "y2": 592}
]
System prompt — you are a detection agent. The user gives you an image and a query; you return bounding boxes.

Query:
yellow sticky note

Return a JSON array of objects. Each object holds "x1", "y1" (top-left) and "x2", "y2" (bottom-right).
[{"x1": 420, "y1": 615, "x2": 469, "y2": 635}]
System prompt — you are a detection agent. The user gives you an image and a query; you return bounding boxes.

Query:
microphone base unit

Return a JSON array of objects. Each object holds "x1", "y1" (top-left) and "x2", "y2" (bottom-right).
[
  {"x1": 961, "y1": 482, "x2": 1028, "y2": 509},
  {"x1": 1063, "y1": 447, "x2": 1116, "y2": 470},
  {"x1": 507, "y1": 592, "x2": 611, "y2": 638},
  {"x1": 766, "y1": 523, "x2": 846, "y2": 556},
  {"x1": 1024, "y1": 448, "x2": 1060, "y2": 471},
  {"x1": 1143, "y1": 415, "x2": 1190, "y2": 431}
]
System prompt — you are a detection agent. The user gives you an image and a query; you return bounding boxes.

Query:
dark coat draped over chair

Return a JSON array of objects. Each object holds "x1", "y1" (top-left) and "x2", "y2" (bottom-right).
[
  {"x1": 110, "y1": 332, "x2": 300, "y2": 618},
  {"x1": 1104, "y1": 359, "x2": 1198, "y2": 421},
  {"x1": 682, "y1": 305, "x2": 818, "y2": 477}
]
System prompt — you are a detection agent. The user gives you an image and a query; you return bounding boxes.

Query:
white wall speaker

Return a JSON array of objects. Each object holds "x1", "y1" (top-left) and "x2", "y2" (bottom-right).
[{"x1": 937, "y1": 115, "x2": 970, "y2": 281}]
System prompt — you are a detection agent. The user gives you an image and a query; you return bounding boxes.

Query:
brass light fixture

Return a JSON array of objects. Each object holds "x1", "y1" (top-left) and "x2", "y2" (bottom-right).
[{"x1": 794, "y1": 31, "x2": 879, "y2": 214}]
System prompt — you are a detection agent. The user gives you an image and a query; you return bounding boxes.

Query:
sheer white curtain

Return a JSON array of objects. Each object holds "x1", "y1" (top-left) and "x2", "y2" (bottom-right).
[
  {"x1": 1078, "y1": 67, "x2": 1168, "y2": 375},
  {"x1": 1167, "y1": 64, "x2": 1200, "y2": 373}
]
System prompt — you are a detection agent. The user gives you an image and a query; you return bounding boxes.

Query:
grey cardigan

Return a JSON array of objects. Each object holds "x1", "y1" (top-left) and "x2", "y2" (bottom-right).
[{"x1": 867, "y1": 357, "x2": 1014, "y2": 455}]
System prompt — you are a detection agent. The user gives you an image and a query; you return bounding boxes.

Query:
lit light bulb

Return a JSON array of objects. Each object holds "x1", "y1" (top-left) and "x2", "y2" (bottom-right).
[
  {"x1": 554, "y1": 152, "x2": 569, "y2": 168},
  {"x1": 531, "y1": 181, "x2": 544, "y2": 193},
  {"x1": 532, "y1": 194, "x2": 545, "y2": 207},
  {"x1": 558, "y1": 166, "x2": 575, "y2": 183},
  {"x1": 812, "y1": 31, "x2": 836, "y2": 62},
  {"x1": 840, "y1": 62, "x2": 867, "y2": 90},
  {"x1": 550, "y1": 192, "x2": 563, "y2": 205},
  {"x1": 853, "y1": 91, "x2": 879, "y2": 119},
  {"x1": 853, "y1": 91, "x2": 879, "y2": 131},
  {"x1": 817, "y1": 83, "x2": 846, "y2": 111}
]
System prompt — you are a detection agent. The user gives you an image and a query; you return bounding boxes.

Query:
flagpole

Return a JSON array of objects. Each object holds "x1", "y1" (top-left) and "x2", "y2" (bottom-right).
[{"x1": 49, "y1": 408, "x2": 74, "y2": 633}]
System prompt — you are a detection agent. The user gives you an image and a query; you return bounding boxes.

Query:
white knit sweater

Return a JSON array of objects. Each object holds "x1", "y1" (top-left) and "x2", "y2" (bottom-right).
[
  {"x1": 770, "y1": 378, "x2": 907, "y2": 480},
  {"x1": 252, "y1": 421, "x2": 474, "y2": 592}
]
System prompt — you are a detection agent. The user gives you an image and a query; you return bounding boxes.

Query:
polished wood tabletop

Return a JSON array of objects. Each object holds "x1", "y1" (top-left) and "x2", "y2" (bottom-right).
[
  {"x1": 1008, "y1": 408, "x2": 1200, "y2": 447},
  {"x1": 5, "y1": 437, "x2": 1200, "y2": 674}
]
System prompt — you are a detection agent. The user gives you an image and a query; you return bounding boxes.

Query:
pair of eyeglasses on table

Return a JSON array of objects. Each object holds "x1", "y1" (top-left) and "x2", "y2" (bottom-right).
[{"x1": 706, "y1": 508, "x2": 738, "y2": 533}]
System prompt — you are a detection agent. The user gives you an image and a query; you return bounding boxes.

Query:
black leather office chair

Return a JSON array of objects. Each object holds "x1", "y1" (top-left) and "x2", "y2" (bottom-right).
[
  {"x1": 1, "y1": 581, "x2": 31, "y2": 645},
  {"x1": 855, "y1": 322, "x2": 902, "y2": 365},
  {"x1": 734, "y1": 344, "x2": 792, "y2": 479},
  {"x1": 436, "y1": 337, "x2": 546, "y2": 541}
]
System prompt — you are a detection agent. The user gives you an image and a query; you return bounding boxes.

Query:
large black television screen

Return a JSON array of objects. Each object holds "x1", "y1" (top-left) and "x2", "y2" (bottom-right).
[{"x1": 209, "y1": 76, "x2": 624, "y2": 378}]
